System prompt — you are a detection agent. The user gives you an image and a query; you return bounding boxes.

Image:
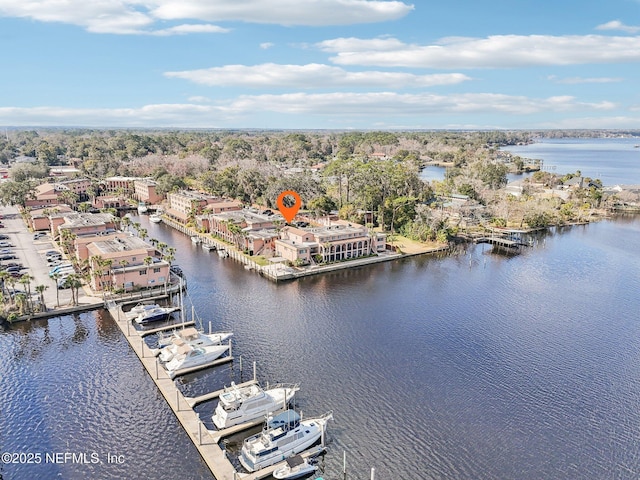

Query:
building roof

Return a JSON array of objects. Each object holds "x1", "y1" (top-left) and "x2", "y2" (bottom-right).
[
  {"x1": 88, "y1": 235, "x2": 150, "y2": 255},
  {"x1": 58, "y1": 212, "x2": 115, "y2": 228}
]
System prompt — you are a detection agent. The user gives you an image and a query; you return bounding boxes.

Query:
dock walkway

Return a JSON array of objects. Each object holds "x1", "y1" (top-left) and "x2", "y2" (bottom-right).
[{"x1": 106, "y1": 302, "x2": 238, "y2": 480}]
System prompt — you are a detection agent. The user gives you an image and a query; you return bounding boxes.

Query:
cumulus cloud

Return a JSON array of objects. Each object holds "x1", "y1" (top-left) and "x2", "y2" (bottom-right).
[
  {"x1": 260, "y1": 42, "x2": 275, "y2": 50},
  {"x1": 316, "y1": 34, "x2": 640, "y2": 68},
  {"x1": 164, "y1": 63, "x2": 471, "y2": 88},
  {"x1": 596, "y1": 20, "x2": 640, "y2": 34},
  {"x1": 0, "y1": 0, "x2": 413, "y2": 34}
]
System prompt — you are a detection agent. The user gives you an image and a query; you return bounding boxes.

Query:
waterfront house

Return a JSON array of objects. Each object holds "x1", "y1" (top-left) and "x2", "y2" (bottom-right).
[{"x1": 275, "y1": 222, "x2": 386, "y2": 265}]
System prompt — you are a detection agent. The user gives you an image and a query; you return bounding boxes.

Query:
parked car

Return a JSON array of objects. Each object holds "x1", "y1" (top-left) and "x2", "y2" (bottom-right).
[
  {"x1": 5, "y1": 266, "x2": 24, "y2": 274},
  {"x1": 49, "y1": 265, "x2": 74, "y2": 277},
  {"x1": 0, "y1": 248, "x2": 13, "y2": 255},
  {"x1": 0, "y1": 234, "x2": 8, "y2": 240},
  {"x1": 33, "y1": 232, "x2": 47, "y2": 239},
  {"x1": 0, "y1": 242, "x2": 14, "y2": 248},
  {"x1": 0, "y1": 262, "x2": 22, "y2": 270},
  {"x1": 46, "y1": 253, "x2": 63, "y2": 261},
  {"x1": 0, "y1": 254, "x2": 17, "y2": 260},
  {"x1": 44, "y1": 250, "x2": 60, "y2": 256},
  {"x1": 0, "y1": 223, "x2": 5, "y2": 228}
]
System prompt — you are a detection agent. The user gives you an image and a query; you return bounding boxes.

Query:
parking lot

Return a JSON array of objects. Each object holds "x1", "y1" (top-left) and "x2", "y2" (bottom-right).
[{"x1": 0, "y1": 205, "x2": 98, "y2": 310}]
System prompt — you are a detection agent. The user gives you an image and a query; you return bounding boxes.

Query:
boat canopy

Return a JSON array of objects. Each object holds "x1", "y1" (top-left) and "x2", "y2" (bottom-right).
[{"x1": 285, "y1": 455, "x2": 305, "y2": 468}]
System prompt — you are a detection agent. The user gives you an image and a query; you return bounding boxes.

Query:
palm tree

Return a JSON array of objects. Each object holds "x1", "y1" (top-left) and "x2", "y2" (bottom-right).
[
  {"x1": 138, "y1": 228, "x2": 148, "y2": 242},
  {"x1": 18, "y1": 274, "x2": 34, "y2": 314},
  {"x1": 35, "y1": 284, "x2": 48, "y2": 311},
  {"x1": 51, "y1": 272, "x2": 62, "y2": 308},
  {"x1": 119, "y1": 259, "x2": 129, "y2": 292},
  {"x1": 14, "y1": 292, "x2": 27, "y2": 315}
]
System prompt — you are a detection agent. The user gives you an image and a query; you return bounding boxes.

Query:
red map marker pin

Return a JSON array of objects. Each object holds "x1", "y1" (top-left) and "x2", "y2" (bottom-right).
[{"x1": 276, "y1": 190, "x2": 301, "y2": 224}]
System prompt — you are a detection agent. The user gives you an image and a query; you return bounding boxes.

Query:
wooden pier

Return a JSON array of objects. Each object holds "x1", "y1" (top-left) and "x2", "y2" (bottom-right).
[
  {"x1": 105, "y1": 302, "x2": 327, "y2": 480},
  {"x1": 106, "y1": 302, "x2": 239, "y2": 480}
]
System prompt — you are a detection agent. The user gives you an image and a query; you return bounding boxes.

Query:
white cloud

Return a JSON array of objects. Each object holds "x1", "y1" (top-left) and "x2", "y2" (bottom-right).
[
  {"x1": 547, "y1": 75, "x2": 624, "y2": 84},
  {"x1": 223, "y1": 92, "x2": 616, "y2": 116},
  {"x1": 596, "y1": 20, "x2": 640, "y2": 34},
  {"x1": 151, "y1": 0, "x2": 414, "y2": 26},
  {"x1": 0, "y1": 0, "x2": 413, "y2": 34},
  {"x1": 317, "y1": 34, "x2": 640, "y2": 68},
  {"x1": 164, "y1": 63, "x2": 471, "y2": 88},
  {"x1": 538, "y1": 116, "x2": 640, "y2": 129},
  {"x1": 0, "y1": 94, "x2": 616, "y2": 128},
  {"x1": 152, "y1": 24, "x2": 230, "y2": 35},
  {"x1": 260, "y1": 42, "x2": 275, "y2": 50}
]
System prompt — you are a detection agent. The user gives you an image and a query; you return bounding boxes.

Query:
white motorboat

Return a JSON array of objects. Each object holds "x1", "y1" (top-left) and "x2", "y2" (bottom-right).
[
  {"x1": 273, "y1": 455, "x2": 318, "y2": 479},
  {"x1": 202, "y1": 243, "x2": 215, "y2": 251},
  {"x1": 212, "y1": 382, "x2": 300, "y2": 430},
  {"x1": 149, "y1": 214, "x2": 161, "y2": 223},
  {"x1": 217, "y1": 248, "x2": 228, "y2": 258},
  {"x1": 191, "y1": 235, "x2": 201, "y2": 244},
  {"x1": 156, "y1": 328, "x2": 233, "y2": 362},
  {"x1": 134, "y1": 305, "x2": 180, "y2": 324},
  {"x1": 164, "y1": 343, "x2": 230, "y2": 376},
  {"x1": 137, "y1": 202, "x2": 148, "y2": 214},
  {"x1": 239, "y1": 410, "x2": 333, "y2": 473},
  {"x1": 125, "y1": 302, "x2": 160, "y2": 320}
]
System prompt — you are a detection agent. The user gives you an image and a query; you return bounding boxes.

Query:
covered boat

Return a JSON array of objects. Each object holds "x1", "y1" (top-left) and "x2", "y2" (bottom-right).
[
  {"x1": 273, "y1": 455, "x2": 318, "y2": 479},
  {"x1": 156, "y1": 328, "x2": 233, "y2": 362},
  {"x1": 164, "y1": 343, "x2": 230, "y2": 377}
]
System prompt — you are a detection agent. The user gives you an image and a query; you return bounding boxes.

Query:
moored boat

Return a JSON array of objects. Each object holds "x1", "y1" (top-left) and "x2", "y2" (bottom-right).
[
  {"x1": 202, "y1": 242, "x2": 215, "y2": 251},
  {"x1": 273, "y1": 455, "x2": 318, "y2": 479},
  {"x1": 134, "y1": 305, "x2": 180, "y2": 324},
  {"x1": 212, "y1": 382, "x2": 299, "y2": 429},
  {"x1": 191, "y1": 235, "x2": 201, "y2": 244},
  {"x1": 217, "y1": 248, "x2": 228, "y2": 258},
  {"x1": 149, "y1": 214, "x2": 162, "y2": 223},
  {"x1": 156, "y1": 328, "x2": 233, "y2": 362},
  {"x1": 137, "y1": 202, "x2": 148, "y2": 214},
  {"x1": 164, "y1": 342, "x2": 230, "y2": 376},
  {"x1": 239, "y1": 410, "x2": 332, "y2": 473},
  {"x1": 125, "y1": 302, "x2": 160, "y2": 319}
]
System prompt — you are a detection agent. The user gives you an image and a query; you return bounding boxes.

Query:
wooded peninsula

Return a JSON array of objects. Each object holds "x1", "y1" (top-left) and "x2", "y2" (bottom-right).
[{"x1": 1, "y1": 129, "x2": 639, "y2": 244}]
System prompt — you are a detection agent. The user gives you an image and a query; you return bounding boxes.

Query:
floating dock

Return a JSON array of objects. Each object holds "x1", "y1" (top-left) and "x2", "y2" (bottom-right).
[
  {"x1": 106, "y1": 302, "x2": 238, "y2": 480},
  {"x1": 106, "y1": 302, "x2": 325, "y2": 480}
]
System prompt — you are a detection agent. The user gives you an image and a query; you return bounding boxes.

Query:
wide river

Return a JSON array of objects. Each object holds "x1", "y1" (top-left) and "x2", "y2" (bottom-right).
[{"x1": 2, "y1": 140, "x2": 640, "y2": 480}]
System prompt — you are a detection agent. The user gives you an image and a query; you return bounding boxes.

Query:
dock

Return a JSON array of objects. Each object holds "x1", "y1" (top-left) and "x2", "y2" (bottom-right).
[{"x1": 106, "y1": 301, "x2": 239, "y2": 480}]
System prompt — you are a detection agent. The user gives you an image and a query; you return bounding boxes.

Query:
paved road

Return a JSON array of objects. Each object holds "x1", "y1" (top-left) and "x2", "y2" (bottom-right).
[{"x1": 0, "y1": 205, "x2": 100, "y2": 311}]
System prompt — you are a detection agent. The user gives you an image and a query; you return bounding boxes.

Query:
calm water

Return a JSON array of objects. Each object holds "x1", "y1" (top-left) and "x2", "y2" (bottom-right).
[
  {"x1": 504, "y1": 137, "x2": 640, "y2": 186},
  {"x1": 3, "y1": 215, "x2": 640, "y2": 480}
]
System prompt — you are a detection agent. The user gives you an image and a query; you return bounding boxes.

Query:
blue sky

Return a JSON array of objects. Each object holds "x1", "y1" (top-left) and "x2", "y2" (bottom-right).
[{"x1": 1, "y1": 0, "x2": 639, "y2": 129}]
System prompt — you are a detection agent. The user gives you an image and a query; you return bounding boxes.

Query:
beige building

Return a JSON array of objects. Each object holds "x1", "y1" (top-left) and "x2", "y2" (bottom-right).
[
  {"x1": 86, "y1": 236, "x2": 169, "y2": 292},
  {"x1": 275, "y1": 222, "x2": 386, "y2": 264},
  {"x1": 167, "y1": 190, "x2": 241, "y2": 223},
  {"x1": 133, "y1": 178, "x2": 163, "y2": 205}
]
